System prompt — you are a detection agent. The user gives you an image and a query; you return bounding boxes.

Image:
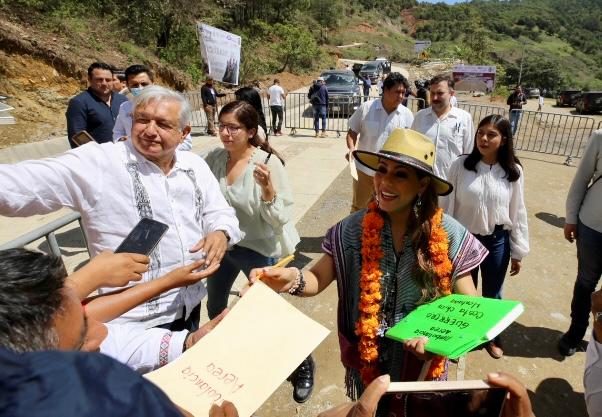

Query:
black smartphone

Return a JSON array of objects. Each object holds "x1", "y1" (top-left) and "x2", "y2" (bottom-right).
[
  {"x1": 72, "y1": 130, "x2": 96, "y2": 147},
  {"x1": 381, "y1": 380, "x2": 506, "y2": 417},
  {"x1": 115, "y1": 218, "x2": 169, "y2": 255}
]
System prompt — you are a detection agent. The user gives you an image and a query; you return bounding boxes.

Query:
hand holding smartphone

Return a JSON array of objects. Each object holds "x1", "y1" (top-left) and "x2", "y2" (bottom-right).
[
  {"x1": 382, "y1": 380, "x2": 506, "y2": 417},
  {"x1": 115, "y1": 218, "x2": 169, "y2": 256}
]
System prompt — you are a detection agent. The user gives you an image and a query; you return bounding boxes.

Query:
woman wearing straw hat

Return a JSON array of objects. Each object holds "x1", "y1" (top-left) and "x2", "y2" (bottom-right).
[{"x1": 250, "y1": 128, "x2": 488, "y2": 412}]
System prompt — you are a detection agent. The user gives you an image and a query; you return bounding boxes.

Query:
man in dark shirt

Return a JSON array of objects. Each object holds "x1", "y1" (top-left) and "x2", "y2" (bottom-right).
[
  {"x1": 200, "y1": 76, "x2": 226, "y2": 136},
  {"x1": 507, "y1": 85, "x2": 527, "y2": 136},
  {"x1": 65, "y1": 62, "x2": 128, "y2": 148},
  {"x1": 308, "y1": 77, "x2": 329, "y2": 138}
]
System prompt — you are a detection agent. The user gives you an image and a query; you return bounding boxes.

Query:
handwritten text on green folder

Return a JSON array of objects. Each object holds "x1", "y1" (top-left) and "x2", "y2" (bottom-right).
[{"x1": 385, "y1": 294, "x2": 524, "y2": 359}]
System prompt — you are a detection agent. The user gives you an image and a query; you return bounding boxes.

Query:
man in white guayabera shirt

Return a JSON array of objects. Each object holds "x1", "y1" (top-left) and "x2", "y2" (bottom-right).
[{"x1": 0, "y1": 85, "x2": 242, "y2": 331}]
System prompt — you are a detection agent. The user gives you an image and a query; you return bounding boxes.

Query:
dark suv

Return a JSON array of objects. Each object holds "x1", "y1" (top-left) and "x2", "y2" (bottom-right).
[
  {"x1": 575, "y1": 91, "x2": 602, "y2": 114},
  {"x1": 320, "y1": 70, "x2": 362, "y2": 116},
  {"x1": 359, "y1": 62, "x2": 382, "y2": 82},
  {"x1": 556, "y1": 89, "x2": 581, "y2": 107}
]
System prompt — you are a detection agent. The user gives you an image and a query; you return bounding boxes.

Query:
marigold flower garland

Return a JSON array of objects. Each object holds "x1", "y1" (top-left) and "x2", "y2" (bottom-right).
[{"x1": 356, "y1": 203, "x2": 452, "y2": 386}]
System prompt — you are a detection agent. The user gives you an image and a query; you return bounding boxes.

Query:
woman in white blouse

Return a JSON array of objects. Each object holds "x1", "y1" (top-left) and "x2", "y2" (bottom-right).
[
  {"x1": 203, "y1": 100, "x2": 300, "y2": 320},
  {"x1": 447, "y1": 114, "x2": 529, "y2": 359}
]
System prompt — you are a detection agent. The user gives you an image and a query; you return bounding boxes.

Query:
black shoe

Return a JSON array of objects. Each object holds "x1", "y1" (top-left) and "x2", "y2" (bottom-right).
[
  {"x1": 293, "y1": 355, "x2": 314, "y2": 403},
  {"x1": 558, "y1": 333, "x2": 581, "y2": 357}
]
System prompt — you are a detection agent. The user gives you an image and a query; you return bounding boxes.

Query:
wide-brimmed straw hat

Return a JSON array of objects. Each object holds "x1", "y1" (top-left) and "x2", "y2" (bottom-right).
[{"x1": 353, "y1": 128, "x2": 453, "y2": 196}]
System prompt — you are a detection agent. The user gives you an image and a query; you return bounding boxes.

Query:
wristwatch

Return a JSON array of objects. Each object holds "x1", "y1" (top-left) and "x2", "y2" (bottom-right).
[{"x1": 218, "y1": 229, "x2": 231, "y2": 242}]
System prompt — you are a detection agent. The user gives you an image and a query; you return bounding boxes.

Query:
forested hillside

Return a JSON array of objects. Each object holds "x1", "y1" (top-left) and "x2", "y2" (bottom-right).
[{"x1": 1, "y1": 0, "x2": 600, "y2": 91}]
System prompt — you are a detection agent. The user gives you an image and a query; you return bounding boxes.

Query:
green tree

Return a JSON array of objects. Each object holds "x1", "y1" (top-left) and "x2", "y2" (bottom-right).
[{"x1": 272, "y1": 23, "x2": 319, "y2": 73}]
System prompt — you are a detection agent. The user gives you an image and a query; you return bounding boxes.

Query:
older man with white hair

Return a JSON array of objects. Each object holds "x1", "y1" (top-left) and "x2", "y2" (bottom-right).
[{"x1": 0, "y1": 85, "x2": 242, "y2": 331}]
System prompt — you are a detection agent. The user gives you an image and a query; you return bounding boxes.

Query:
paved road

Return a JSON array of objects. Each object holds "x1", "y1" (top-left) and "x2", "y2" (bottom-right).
[{"x1": 0, "y1": 106, "x2": 591, "y2": 417}]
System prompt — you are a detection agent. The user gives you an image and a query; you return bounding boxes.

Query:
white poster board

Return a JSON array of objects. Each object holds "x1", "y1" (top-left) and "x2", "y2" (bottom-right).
[
  {"x1": 145, "y1": 282, "x2": 329, "y2": 417},
  {"x1": 452, "y1": 65, "x2": 497, "y2": 93},
  {"x1": 196, "y1": 23, "x2": 241, "y2": 85}
]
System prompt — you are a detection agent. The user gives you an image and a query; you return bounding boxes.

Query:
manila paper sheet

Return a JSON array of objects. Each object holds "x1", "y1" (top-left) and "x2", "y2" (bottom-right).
[{"x1": 145, "y1": 282, "x2": 330, "y2": 416}]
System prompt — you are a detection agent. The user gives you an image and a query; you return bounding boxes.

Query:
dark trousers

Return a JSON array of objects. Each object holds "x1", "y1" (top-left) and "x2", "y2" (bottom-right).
[
  {"x1": 270, "y1": 105, "x2": 283, "y2": 133},
  {"x1": 312, "y1": 104, "x2": 327, "y2": 132},
  {"x1": 471, "y1": 225, "x2": 511, "y2": 300},
  {"x1": 363, "y1": 87, "x2": 370, "y2": 102},
  {"x1": 155, "y1": 303, "x2": 201, "y2": 332},
  {"x1": 567, "y1": 220, "x2": 602, "y2": 341},
  {"x1": 206, "y1": 245, "x2": 275, "y2": 319}
]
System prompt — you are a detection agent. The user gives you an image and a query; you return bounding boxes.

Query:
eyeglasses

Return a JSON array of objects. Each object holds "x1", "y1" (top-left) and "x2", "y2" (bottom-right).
[{"x1": 218, "y1": 124, "x2": 242, "y2": 135}]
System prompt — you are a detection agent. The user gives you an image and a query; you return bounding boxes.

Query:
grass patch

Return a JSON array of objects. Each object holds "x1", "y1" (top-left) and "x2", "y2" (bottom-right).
[{"x1": 118, "y1": 42, "x2": 147, "y2": 63}]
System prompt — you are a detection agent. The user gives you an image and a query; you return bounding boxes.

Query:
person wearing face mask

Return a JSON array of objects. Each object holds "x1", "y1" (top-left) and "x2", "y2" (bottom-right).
[{"x1": 112, "y1": 64, "x2": 192, "y2": 151}]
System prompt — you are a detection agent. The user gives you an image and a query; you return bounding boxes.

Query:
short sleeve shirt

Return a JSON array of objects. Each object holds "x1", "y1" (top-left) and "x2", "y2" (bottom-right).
[
  {"x1": 411, "y1": 106, "x2": 475, "y2": 179},
  {"x1": 268, "y1": 85, "x2": 285, "y2": 106},
  {"x1": 348, "y1": 99, "x2": 415, "y2": 176}
]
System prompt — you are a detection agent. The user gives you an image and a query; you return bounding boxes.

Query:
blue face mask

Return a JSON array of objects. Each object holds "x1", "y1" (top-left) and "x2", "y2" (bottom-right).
[{"x1": 130, "y1": 87, "x2": 144, "y2": 97}]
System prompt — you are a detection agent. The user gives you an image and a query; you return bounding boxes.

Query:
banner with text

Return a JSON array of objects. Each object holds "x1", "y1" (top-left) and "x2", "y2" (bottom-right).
[
  {"x1": 197, "y1": 23, "x2": 241, "y2": 85},
  {"x1": 452, "y1": 65, "x2": 497, "y2": 93}
]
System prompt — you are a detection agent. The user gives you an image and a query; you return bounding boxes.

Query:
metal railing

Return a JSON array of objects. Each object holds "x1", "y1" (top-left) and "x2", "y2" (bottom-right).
[
  {"x1": 182, "y1": 92, "x2": 598, "y2": 163},
  {"x1": 457, "y1": 102, "x2": 507, "y2": 126},
  {"x1": 184, "y1": 91, "x2": 424, "y2": 137},
  {"x1": 0, "y1": 212, "x2": 89, "y2": 258},
  {"x1": 510, "y1": 110, "x2": 596, "y2": 164}
]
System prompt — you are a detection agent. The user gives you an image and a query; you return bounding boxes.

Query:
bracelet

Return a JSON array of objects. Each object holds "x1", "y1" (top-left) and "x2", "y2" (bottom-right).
[
  {"x1": 288, "y1": 267, "x2": 306, "y2": 296},
  {"x1": 261, "y1": 193, "x2": 277, "y2": 206}
]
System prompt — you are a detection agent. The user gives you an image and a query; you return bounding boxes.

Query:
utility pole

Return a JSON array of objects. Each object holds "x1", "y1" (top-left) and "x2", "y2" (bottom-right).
[{"x1": 517, "y1": 40, "x2": 526, "y2": 86}]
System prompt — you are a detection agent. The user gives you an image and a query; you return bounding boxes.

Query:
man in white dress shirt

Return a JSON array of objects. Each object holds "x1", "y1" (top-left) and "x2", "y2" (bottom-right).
[
  {"x1": 113, "y1": 64, "x2": 192, "y2": 151},
  {"x1": 0, "y1": 85, "x2": 241, "y2": 331},
  {"x1": 346, "y1": 72, "x2": 414, "y2": 212},
  {"x1": 411, "y1": 74, "x2": 474, "y2": 180}
]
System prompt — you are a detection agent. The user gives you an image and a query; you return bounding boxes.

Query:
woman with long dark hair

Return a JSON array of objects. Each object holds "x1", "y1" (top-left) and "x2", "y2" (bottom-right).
[
  {"x1": 203, "y1": 100, "x2": 295, "y2": 320},
  {"x1": 249, "y1": 129, "x2": 488, "y2": 414},
  {"x1": 447, "y1": 114, "x2": 529, "y2": 359},
  {"x1": 234, "y1": 86, "x2": 269, "y2": 140}
]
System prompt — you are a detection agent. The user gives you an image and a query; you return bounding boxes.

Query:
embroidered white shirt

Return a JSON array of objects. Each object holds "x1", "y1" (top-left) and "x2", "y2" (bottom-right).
[
  {"x1": 100, "y1": 323, "x2": 187, "y2": 374},
  {"x1": 0, "y1": 141, "x2": 241, "y2": 327},
  {"x1": 348, "y1": 99, "x2": 414, "y2": 176},
  {"x1": 411, "y1": 106, "x2": 475, "y2": 179},
  {"x1": 446, "y1": 156, "x2": 530, "y2": 260},
  {"x1": 112, "y1": 100, "x2": 193, "y2": 151}
]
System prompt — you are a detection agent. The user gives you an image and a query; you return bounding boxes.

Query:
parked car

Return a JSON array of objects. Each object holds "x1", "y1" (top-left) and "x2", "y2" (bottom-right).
[
  {"x1": 575, "y1": 91, "x2": 602, "y2": 114},
  {"x1": 359, "y1": 62, "x2": 382, "y2": 82},
  {"x1": 319, "y1": 70, "x2": 362, "y2": 116},
  {"x1": 374, "y1": 57, "x2": 391, "y2": 74},
  {"x1": 524, "y1": 87, "x2": 540, "y2": 99},
  {"x1": 556, "y1": 89, "x2": 582, "y2": 107}
]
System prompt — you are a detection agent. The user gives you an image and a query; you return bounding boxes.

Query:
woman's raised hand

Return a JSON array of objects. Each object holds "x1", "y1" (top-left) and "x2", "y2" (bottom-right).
[
  {"x1": 248, "y1": 267, "x2": 297, "y2": 293},
  {"x1": 253, "y1": 162, "x2": 276, "y2": 197}
]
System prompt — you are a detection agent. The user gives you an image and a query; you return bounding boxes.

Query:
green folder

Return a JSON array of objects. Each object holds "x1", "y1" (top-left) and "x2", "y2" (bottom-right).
[{"x1": 385, "y1": 294, "x2": 524, "y2": 359}]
